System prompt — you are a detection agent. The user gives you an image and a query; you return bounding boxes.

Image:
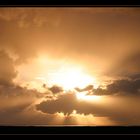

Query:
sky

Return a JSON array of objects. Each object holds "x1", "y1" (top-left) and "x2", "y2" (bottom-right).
[{"x1": 0, "y1": 7, "x2": 140, "y2": 125}]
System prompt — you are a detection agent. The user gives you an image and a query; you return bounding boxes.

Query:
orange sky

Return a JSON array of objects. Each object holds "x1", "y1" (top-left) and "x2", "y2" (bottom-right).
[{"x1": 0, "y1": 8, "x2": 140, "y2": 125}]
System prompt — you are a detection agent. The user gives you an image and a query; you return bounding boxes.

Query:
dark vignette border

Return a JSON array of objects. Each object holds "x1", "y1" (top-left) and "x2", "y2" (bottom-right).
[
  {"x1": 0, "y1": 0, "x2": 140, "y2": 6},
  {"x1": 0, "y1": 0, "x2": 140, "y2": 135},
  {"x1": 0, "y1": 126, "x2": 140, "y2": 135}
]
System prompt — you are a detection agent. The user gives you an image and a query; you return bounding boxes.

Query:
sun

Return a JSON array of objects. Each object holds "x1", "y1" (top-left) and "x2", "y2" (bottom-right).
[
  {"x1": 18, "y1": 56, "x2": 100, "y2": 92},
  {"x1": 48, "y1": 66, "x2": 99, "y2": 90}
]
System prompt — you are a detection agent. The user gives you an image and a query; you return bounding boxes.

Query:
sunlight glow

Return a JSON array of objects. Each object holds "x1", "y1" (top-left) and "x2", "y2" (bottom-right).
[
  {"x1": 48, "y1": 66, "x2": 99, "y2": 90},
  {"x1": 76, "y1": 92, "x2": 102, "y2": 102},
  {"x1": 15, "y1": 56, "x2": 100, "y2": 92}
]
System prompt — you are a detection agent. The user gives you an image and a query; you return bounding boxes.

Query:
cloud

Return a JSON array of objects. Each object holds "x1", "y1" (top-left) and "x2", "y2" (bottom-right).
[
  {"x1": 107, "y1": 79, "x2": 140, "y2": 94},
  {"x1": 36, "y1": 92, "x2": 140, "y2": 125},
  {"x1": 0, "y1": 8, "x2": 60, "y2": 28},
  {"x1": 36, "y1": 92, "x2": 116, "y2": 116},
  {"x1": 91, "y1": 74, "x2": 140, "y2": 96},
  {"x1": 0, "y1": 50, "x2": 17, "y2": 86},
  {"x1": 48, "y1": 85, "x2": 63, "y2": 94},
  {"x1": 36, "y1": 93, "x2": 78, "y2": 115},
  {"x1": 109, "y1": 51, "x2": 140, "y2": 76},
  {"x1": 0, "y1": 77, "x2": 140, "y2": 125},
  {"x1": 0, "y1": 83, "x2": 48, "y2": 125},
  {"x1": 0, "y1": 8, "x2": 140, "y2": 69},
  {"x1": 0, "y1": 83, "x2": 111, "y2": 125},
  {"x1": 75, "y1": 85, "x2": 94, "y2": 92}
]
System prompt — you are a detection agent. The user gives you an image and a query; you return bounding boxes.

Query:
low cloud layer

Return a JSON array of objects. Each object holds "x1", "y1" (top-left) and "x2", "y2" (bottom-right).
[
  {"x1": 92, "y1": 74, "x2": 140, "y2": 96},
  {"x1": 36, "y1": 92, "x2": 140, "y2": 125},
  {"x1": 1, "y1": 74, "x2": 140, "y2": 125}
]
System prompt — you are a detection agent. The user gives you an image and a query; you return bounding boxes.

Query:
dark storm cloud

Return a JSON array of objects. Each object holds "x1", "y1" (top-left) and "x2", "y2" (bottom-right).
[
  {"x1": 107, "y1": 79, "x2": 140, "y2": 94},
  {"x1": 36, "y1": 93, "x2": 77, "y2": 115},
  {"x1": 48, "y1": 85, "x2": 63, "y2": 94}
]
